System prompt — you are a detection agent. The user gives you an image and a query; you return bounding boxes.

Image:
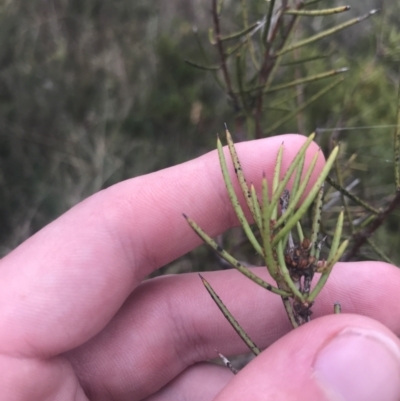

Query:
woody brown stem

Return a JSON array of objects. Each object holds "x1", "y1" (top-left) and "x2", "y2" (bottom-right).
[{"x1": 343, "y1": 190, "x2": 400, "y2": 261}]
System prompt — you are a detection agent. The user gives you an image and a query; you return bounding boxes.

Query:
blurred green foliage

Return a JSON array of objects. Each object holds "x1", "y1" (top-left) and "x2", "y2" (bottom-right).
[
  {"x1": 0, "y1": 0, "x2": 231, "y2": 253},
  {"x1": 0, "y1": 0, "x2": 399, "y2": 265}
]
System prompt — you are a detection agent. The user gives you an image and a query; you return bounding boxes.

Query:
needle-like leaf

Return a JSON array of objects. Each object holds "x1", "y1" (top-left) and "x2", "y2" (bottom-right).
[
  {"x1": 271, "y1": 143, "x2": 284, "y2": 220},
  {"x1": 289, "y1": 153, "x2": 306, "y2": 212},
  {"x1": 308, "y1": 239, "x2": 349, "y2": 303},
  {"x1": 261, "y1": 177, "x2": 279, "y2": 281},
  {"x1": 264, "y1": 68, "x2": 348, "y2": 94},
  {"x1": 327, "y1": 209, "x2": 344, "y2": 261},
  {"x1": 217, "y1": 137, "x2": 264, "y2": 256},
  {"x1": 310, "y1": 185, "x2": 324, "y2": 258},
  {"x1": 273, "y1": 145, "x2": 339, "y2": 245},
  {"x1": 276, "y1": 240, "x2": 304, "y2": 300},
  {"x1": 284, "y1": 6, "x2": 350, "y2": 16},
  {"x1": 184, "y1": 60, "x2": 221, "y2": 71},
  {"x1": 326, "y1": 176, "x2": 380, "y2": 214},
  {"x1": 200, "y1": 274, "x2": 261, "y2": 356},
  {"x1": 225, "y1": 127, "x2": 254, "y2": 218},
  {"x1": 184, "y1": 215, "x2": 290, "y2": 296},
  {"x1": 275, "y1": 150, "x2": 320, "y2": 228},
  {"x1": 265, "y1": 77, "x2": 345, "y2": 135},
  {"x1": 296, "y1": 221, "x2": 305, "y2": 242},
  {"x1": 219, "y1": 21, "x2": 262, "y2": 42},
  {"x1": 269, "y1": 134, "x2": 316, "y2": 214},
  {"x1": 250, "y1": 183, "x2": 262, "y2": 230},
  {"x1": 276, "y1": 10, "x2": 379, "y2": 57}
]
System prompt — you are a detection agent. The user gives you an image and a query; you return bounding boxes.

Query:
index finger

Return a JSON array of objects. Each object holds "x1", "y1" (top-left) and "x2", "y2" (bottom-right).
[{"x1": 0, "y1": 134, "x2": 324, "y2": 357}]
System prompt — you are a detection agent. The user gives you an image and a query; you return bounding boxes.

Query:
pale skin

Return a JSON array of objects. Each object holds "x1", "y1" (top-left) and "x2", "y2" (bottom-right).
[{"x1": 1, "y1": 135, "x2": 400, "y2": 401}]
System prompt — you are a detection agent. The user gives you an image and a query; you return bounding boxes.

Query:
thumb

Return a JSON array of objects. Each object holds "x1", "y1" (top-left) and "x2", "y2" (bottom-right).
[{"x1": 215, "y1": 314, "x2": 400, "y2": 401}]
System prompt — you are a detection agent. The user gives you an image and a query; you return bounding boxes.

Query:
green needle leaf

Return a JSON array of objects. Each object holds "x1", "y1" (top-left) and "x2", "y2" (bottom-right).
[
  {"x1": 275, "y1": 150, "x2": 320, "y2": 228},
  {"x1": 284, "y1": 6, "x2": 351, "y2": 16},
  {"x1": 276, "y1": 10, "x2": 379, "y2": 57},
  {"x1": 250, "y1": 183, "x2": 262, "y2": 230},
  {"x1": 217, "y1": 137, "x2": 264, "y2": 256},
  {"x1": 289, "y1": 153, "x2": 306, "y2": 212},
  {"x1": 200, "y1": 274, "x2": 261, "y2": 355},
  {"x1": 327, "y1": 209, "x2": 344, "y2": 261},
  {"x1": 272, "y1": 143, "x2": 284, "y2": 220},
  {"x1": 269, "y1": 133, "x2": 316, "y2": 214},
  {"x1": 273, "y1": 145, "x2": 339, "y2": 246},
  {"x1": 265, "y1": 77, "x2": 345, "y2": 135},
  {"x1": 184, "y1": 60, "x2": 221, "y2": 71},
  {"x1": 219, "y1": 20, "x2": 262, "y2": 42},
  {"x1": 264, "y1": 68, "x2": 348, "y2": 94},
  {"x1": 262, "y1": 177, "x2": 279, "y2": 280},
  {"x1": 225, "y1": 127, "x2": 255, "y2": 220},
  {"x1": 184, "y1": 215, "x2": 290, "y2": 297},
  {"x1": 326, "y1": 176, "x2": 380, "y2": 214},
  {"x1": 307, "y1": 239, "x2": 348, "y2": 303},
  {"x1": 296, "y1": 221, "x2": 304, "y2": 242},
  {"x1": 310, "y1": 185, "x2": 324, "y2": 258},
  {"x1": 276, "y1": 240, "x2": 304, "y2": 301}
]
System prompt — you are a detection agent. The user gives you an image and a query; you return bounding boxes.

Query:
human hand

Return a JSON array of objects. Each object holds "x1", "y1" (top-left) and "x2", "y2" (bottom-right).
[{"x1": 1, "y1": 135, "x2": 400, "y2": 401}]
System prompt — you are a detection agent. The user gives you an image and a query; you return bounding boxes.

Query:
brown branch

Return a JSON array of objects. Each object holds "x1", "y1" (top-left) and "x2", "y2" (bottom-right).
[
  {"x1": 343, "y1": 190, "x2": 400, "y2": 261},
  {"x1": 254, "y1": 7, "x2": 301, "y2": 138},
  {"x1": 211, "y1": 0, "x2": 240, "y2": 113}
]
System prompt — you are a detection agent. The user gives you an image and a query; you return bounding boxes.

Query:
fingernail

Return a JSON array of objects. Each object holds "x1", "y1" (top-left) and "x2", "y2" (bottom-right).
[{"x1": 314, "y1": 328, "x2": 400, "y2": 401}]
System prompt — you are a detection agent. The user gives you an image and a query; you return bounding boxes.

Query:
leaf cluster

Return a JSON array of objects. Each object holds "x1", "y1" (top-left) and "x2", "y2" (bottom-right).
[
  {"x1": 186, "y1": 0, "x2": 379, "y2": 138},
  {"x1": 186, "y1": 129, "x2": 347, "y2": 329}
]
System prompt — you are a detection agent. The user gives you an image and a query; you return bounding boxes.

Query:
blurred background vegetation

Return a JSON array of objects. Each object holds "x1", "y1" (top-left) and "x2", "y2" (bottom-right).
[{"x1": 0, "y1": 0, "x2": 399, "y2": 269}]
